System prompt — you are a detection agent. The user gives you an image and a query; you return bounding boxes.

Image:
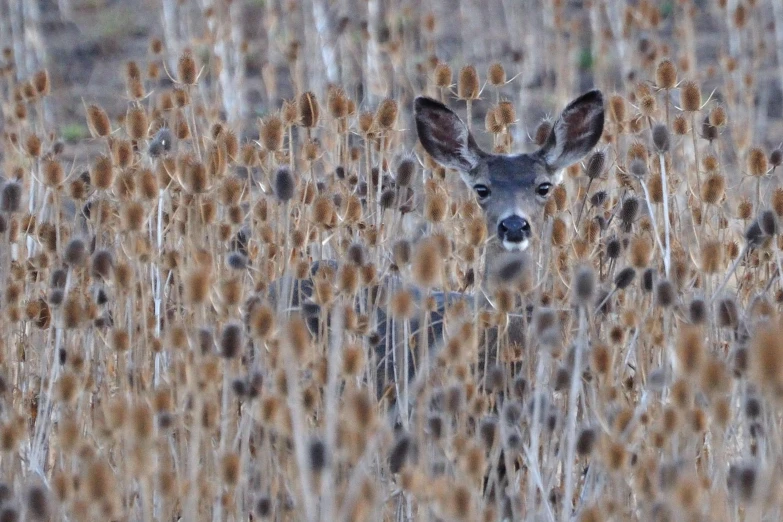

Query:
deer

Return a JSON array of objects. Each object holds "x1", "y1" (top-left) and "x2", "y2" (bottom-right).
[
  {"x1": 413, "y1": 89, "x2": 605, "y2": 257},
  {"x1": 264, "y1": 89, "x2": 605, "y2": 406}
]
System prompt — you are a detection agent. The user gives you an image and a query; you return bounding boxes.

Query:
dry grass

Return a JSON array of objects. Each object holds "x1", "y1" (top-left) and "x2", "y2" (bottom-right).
[{"x1": 2, "y1": 1, "x2": 783, "y2": 521}]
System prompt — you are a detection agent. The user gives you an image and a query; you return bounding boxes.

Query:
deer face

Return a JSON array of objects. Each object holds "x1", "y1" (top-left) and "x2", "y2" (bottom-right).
[{"x1": 415, "y1": 90, "x2": 605, "y2": 252}]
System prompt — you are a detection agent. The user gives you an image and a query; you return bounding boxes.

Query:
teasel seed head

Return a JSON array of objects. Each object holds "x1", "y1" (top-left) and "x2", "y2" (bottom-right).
[
  {"x1": 433, "y1": 62, "x2": 453, "y2": 88},
  {"x1": 457, "y1": 65, "x2": 480, "y2": 100},
  {"x1": 375, "y1": 99, "x2": 399, "y2": 130},
  {"x1": 87, "y1": 104, "x2": 111, "y2": 137},
  {"x1": 672, "y1": 114, "x2": 689, "y2": 135},
  {"x1": 655, "y1": 59, "x2": 677, "y2": 89},
  {"x1": 573, "y1": 264, "x2": 596, "y2": 305},
  {"x1": 177, "y1": 51, "x2": 198, "y2": 85},
  {"x1": 748, "y1": 147, "x2": 768, "y2": 177},
  {"x1": 298, "y1": 91, "x2": 320, "y2": 128},
  {"x1": 651, "y1": 124, "x2": 670, "y2": 153},
  {"x1": 680, "y1": 81, "x2": 701, "y2": 111}
]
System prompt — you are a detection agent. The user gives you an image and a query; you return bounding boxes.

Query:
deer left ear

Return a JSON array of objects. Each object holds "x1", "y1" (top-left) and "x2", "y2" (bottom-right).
[
  {"x1": 414, "y1": 96, "x2": 484, "y2": 173},
  {"x1": 538, "y1": 90, "x2": 605, "y2": 172}
]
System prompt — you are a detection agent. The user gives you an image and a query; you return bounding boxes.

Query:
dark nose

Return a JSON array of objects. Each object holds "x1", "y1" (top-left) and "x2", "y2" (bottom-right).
[{"x1": 498, "y1": 216, "x2": 531, "y2": 243}]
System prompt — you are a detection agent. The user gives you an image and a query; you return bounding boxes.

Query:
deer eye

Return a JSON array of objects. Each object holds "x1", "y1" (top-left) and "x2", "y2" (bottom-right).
[
  {"x1": 536, "y1": 182, "x2": 553, "y2": 197},
  {"x1": 474, "y1": 184, "x2": 491, "y2": 199}
]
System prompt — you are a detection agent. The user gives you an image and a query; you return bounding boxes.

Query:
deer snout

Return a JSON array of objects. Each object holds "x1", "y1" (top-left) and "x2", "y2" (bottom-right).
[{"x1": 498, "y1": 215, "x2": 531, "y2": 245}]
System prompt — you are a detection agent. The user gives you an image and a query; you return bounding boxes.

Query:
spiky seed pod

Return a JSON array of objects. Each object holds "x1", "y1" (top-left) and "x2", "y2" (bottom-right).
[
  {"x1": 700, "y1": 240, "x2": 723, "y2": 273},
  {"x1": 676, "y1": 324, "x2": 704, "y2": 375},
  {"x1": 688, "y1": 299, "x2": 707, "y2": 324},
  {"x1": 149, "y1": 37, "x2": 163, "y2": 55},
  {"x1": 496, "y1": 100, "x2": 516, "y2": 126},
  {"x1": 551, "y1": 217, "x2": 568, "y2": 245},
  {"x1": 26, "y1": 484, "x2": 50, "y2": 520},
  {"x1": 376, "y1": 99, "x2": 398, "y2": 130},
  {"x1": 759, "y1": 210, "x2": 778, "y2": 236},
  {"x1": 628, "y1": 235, "x2": 652, "y2": 268},
  {"x1": 590, "y1": 190, "x2": 608, "y2": 208},
  {"x1": 379, "y1": 189, "x2": 396, "y2": 209},
  {"x1": 651, "y1": 124, "x2": 670, "y2": 153},
  {"x1": 487, "y1": 63, "x2": 507, "y2": 88},
  {"x1": 737, "y1": 198, "x2": 753, "y2": 220},
  {"x1": 43, "y1": 159, "x2": 64, "y2": 187},
  {"x1": 64, "y1": 238, "x2": 87, "y2": 266},
  {"x1": 0, "y1": 182, "x2": 22, "y2": 213},
  {"x1": 327, "y1": 87, "x2": 349, "y2": 119},
  {"x1": 298, "y1": 91, "x2": 320, "y2": 128},
  {"x1": 717, "y1": 298, "x2": 738, "y2": 328},
  {"x1": 585, "y1": 150, "x2": 606, "y2": 179},
  {"x1": 703, "y1": 154, "x2": 719, "y2": 172},
  {"x1": 137, "y1": 169, "x2": 157, "y2": 201},
  {"x1": 87, "y1": 104, "x2": 111, "y2": 137},
  {"x1": 772, "y1": 189, "x2": 783, "y2": 217},
  {"x1": 640, "y1": 267, "x2": 655, "y2": 293},
  {"x1": 745, "y1": 219, "x2": 766, "y2": 248},
  {"x1": 433, "y1": 63, "x2": 453, "y2": 88},
  {"x1": 629, "y1": 159, "x2": 647, "y2": 178},
  {"x1": 709, "y1": 105, "x2": 727, "y2": 128},
  {"x1": 260, "y1": 115, "x2": 284, "y2": 151},
  {"x1": 770, "y1": 149, "x2": 782, "y2": 168},
  {"x1": 573, "y1": 264, "x2": 596, "y2": 305},
  {"x1": 25, "y1": 133, "x2": 41, "y2": 157},
  {"x1": 126, "y1": 106, "x2": 148, "y2": 140},
  {"x1": 639, "y1": 95, "x2": 656, "y2": 117},
  {"x1": 177, "y1": 51, "x2": 198, "y2": 85},
  {"x1": 656, "y1": 59, "x2": 677, "y2": 89},
  {"x1": 33, "y1": 69, "x2": 50, "y2": 96},
  {"x1": 614, "y1": 267, "x2": 636, "y2": 289},
  {"x1": 485, "y1": 108, "x2": 503, "y2": 134},
  {"x1": 619, "y1": 197, "x2": 640, "y2": 225},
  {"x1": 680, "y1": 81, "x2": 701, "y2": 111},
  {"x1": 91, "y1": 250, "x2": 114, "y2": 279},
  {"x1": 220, "y1": 323, "x2": 243, "y2": 359},
  {"x1": 606, "y1": 237, "x2": 622, "y2": 259},
  {"x1": 220, "y1": 130, "x2": 238, "y2": 161},
  {"x1": 121, "y1": 201, "x2": 145, "y2": 232},
  {"x1": 413, "y1": 237, "x2": 442, "y2": 287},
  {"x1": 393, "y1": 240, "x2": 411, "y2": 266},
  {"x1": 396, "y1": 157, "x2": 416, "y2": 187},
  {"x1": 457, "y1": 65, "x2": 480, "y2": 100},
  {"x1": 424, "y1": 191, "x2": 447, "y2": 222},
  {"x1": 701, "y1": 116, "x2": 718, "y2": 141},
  {"x1": 274, "y1": 167, "x2": 296, "y2": 202},
  {"x1": 113, "y1": 140, "x2": 134, "y2": 169},
  {"x1": 748, "y1": 147, "x2": 768, "y2": 177},
  {"x1": 534, "y1": 121, "x2": 552, "y2": 146},
  {"x1": 608, "y1": 94, "x2": 626, "y2": 124},
  {"x1": 672, "y1": 115, "x2": 689, "y2": 135},
  {"x1": 311, "y1": 195, "x2": 335, "y2": 227},
  {"x1": 655, "y1": 279, "x2": 675, "y2": 307},
  {"x1": 172, "y1": 87, "x2": 190, "y2": 108},
  {"x1": 699, "y1": 173, "x2": 725, "y2": 205}
]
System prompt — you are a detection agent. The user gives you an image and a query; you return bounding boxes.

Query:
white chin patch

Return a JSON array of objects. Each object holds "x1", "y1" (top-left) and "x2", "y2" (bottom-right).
[{"x1": 502, "y1": 239, "x2": 530, "y2": 252}]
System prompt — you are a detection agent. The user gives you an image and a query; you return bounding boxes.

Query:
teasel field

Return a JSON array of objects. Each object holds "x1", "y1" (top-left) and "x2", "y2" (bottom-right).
[{"x1": 3, "y1": 0, "x2": 783, "y2": 520}]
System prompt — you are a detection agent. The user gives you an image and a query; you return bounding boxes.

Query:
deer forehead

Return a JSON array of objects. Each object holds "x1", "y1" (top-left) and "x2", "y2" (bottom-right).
[{"x1": 475, "y1": 153, "x2": 553, "y2": 188}]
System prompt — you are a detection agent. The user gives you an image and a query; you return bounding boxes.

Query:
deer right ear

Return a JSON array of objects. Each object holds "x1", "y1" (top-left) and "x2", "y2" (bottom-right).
[
  {"x1": 415, "y1": 97, "x2": 483, "y2": 172},
  {"x1": 538, "y1": 90, "x2": 605, "y2": 172}
]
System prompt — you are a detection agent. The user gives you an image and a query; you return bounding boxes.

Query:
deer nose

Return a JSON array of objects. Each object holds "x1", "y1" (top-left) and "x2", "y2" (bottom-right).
[{"x1": 498, "y1": 216, "x2": 531, "y2": 243}]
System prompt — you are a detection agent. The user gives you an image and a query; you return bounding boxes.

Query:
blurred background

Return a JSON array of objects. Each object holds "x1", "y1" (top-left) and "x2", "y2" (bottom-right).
[{"x1": 3, "y1": 0, "x2": 782, "y2": 162}]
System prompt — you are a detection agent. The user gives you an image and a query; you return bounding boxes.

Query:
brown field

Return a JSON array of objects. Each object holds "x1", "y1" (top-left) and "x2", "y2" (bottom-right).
[{"x1": 2, "y1": 0, "x2": 783, "y2": 520}]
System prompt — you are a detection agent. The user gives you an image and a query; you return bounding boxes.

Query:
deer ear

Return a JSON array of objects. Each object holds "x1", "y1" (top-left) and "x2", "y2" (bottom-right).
[
  {"x1": 415, "y1": 97, "x2": 483, "y2": 172},
  {"x1": 539, "y1": 90, "x2": 604, "y2": 172}
]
